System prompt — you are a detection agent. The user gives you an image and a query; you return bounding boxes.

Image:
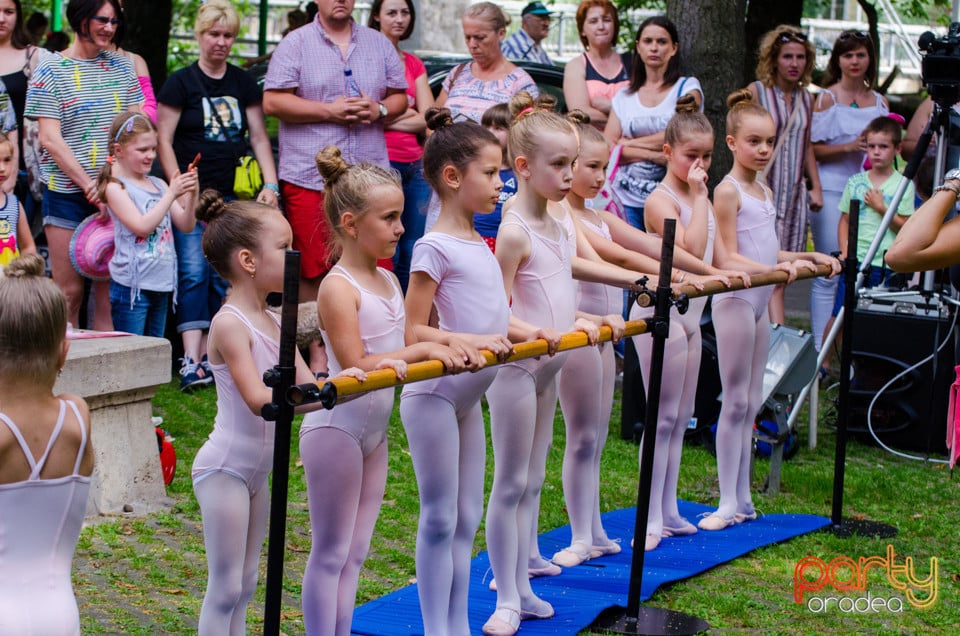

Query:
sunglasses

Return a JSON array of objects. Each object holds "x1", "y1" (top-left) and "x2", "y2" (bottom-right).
[
  {"x1": 839, "y1": 30, "x2": 869, "y2": 41},
  {"x1": 777, "y1": 30, "x2": 808, "y2": 44},
  {"x1": 90, "y1": 16, "x2": 122, "y2": 26}
]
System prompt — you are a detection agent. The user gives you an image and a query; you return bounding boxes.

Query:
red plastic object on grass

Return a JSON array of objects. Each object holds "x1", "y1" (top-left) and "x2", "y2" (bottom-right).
[{"x1": 156, "y1": 427, "x2": 177, "y2": 485}]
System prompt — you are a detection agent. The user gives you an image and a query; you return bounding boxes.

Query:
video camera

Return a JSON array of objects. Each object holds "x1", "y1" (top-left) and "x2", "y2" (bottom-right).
[{"x1": 919, "y1": 22, "x2": 960, "y2": 106}]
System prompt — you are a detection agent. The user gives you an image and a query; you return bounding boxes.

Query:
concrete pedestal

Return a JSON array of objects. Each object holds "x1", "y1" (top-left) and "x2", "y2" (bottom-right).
[{"x1": 54, "y1": 334, "x2": 171, "y2": 517}]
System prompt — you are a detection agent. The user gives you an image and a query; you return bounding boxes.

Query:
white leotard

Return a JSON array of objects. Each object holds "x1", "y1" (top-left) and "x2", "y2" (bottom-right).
[{"x1": 0, "y1": 400, "x2": 89, "y2": 636}]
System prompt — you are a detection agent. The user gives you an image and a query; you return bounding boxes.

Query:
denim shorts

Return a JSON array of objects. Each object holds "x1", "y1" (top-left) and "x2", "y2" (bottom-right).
[{"x1": 42, "y1": 187, "x2": 97, "y2": 230}]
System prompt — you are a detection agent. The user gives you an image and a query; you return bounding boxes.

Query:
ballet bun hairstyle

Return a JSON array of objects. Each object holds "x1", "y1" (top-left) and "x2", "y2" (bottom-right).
[
  {"x1": 316, "y1": 146, "x2": 401, "y2": 260},
  {"x1": 507, "y1": 90, "x2": 574, "y2": 166},
  {"x1": 196, "y1": 189, "x2": 269, "y2": 279},
  {"x1": 664, "y1": 93, "x2": 713, "y2": 147},
  {"x1": 422, "y1": 107, "x2": 500, "y2": 193},
  {"x1": 0, "y1": 253, "x2": 67, "y2": 383},
  {"x1": 566, "y1": 109, "x2": 607, "y2": 148},
  {"x1": 725, "y1": 88, "x2": 771, "y2": 138}
]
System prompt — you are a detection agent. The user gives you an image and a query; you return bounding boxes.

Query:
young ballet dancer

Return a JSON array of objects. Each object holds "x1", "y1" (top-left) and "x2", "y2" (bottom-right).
[
  {"x1": 399, "y1": 108, "x2": 514, "y2": 636},
  {"x1": 628, "y1": 95, "x2": 746, "y2": 551},
  {"x1": 98, "y1": 113, "x2": 198, "y2": 336},
  {"x1": 483, "y1": 91, "x2": 616, "y2": 636},
  {"x1": 703, "y1": 90, "x2": 838, "y2": 530},
  {"x1": 299, "y1": 146, "x2": 471, "y2": 636},
  {"x1": 190, "y1": 190, "x2": 335, "y2": 635},
  {"x1": 0, "y1": 133, "x2": 36, "y2": 268},
  {"x1": 0, "y1": 253, "x2": 93, "y2": 635}
]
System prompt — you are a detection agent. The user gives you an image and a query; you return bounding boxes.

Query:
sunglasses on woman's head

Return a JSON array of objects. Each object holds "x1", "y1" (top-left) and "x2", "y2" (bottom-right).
[
  {"x1": 839, "y1": 30, "x2": 869, "y2": 41},
  {"x1": 777, "y1": 30, "x2": 807, "y2": 44},
  {"x1": 90, "y1": 16, "x2": 122, "y2": 26}
]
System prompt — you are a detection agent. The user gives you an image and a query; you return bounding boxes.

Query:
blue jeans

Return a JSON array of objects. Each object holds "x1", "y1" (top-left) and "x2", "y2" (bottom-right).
[
  {"x1": 623, "y1": 204, "x2": 646, "y2": 232},
  {"x1": 390, "y1": 159, "x2": 432, "y2": 293},
  {"x1": 110, "y1": 281, "x2": 169, "y2": 337},
  {"x1": 174, "y1": 223, "x2": 228, "y2": 333},
  {"x1": 41, "y1": 186, "x2": 97, "y2": 230}
]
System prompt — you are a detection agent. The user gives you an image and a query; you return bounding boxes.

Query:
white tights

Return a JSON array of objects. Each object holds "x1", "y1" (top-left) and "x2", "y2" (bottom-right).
[
  {"x1": 712, "y1": 298, "x2": 769, "y2": 519},
  {"x1": 194, "y1": 472, "x2": 270, "y2": 636},
  {"x1": 631, "y1": 306, "x2": 702, "y2": 535},
  {"x1": 400, "y1": 394, "x2": 487, "y2": 636},
  {"x1": 558, "y1": 342, "x2": 616, "y2": 548},
  {"x1": 300, "y1": 428, "x2": 388, "y2": 636},
  {"x1": 485, "y1": 360, "x2": 562, "y2": 613}
]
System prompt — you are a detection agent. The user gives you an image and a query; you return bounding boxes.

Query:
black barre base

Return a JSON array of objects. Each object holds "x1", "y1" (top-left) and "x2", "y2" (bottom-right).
[{"x1": 591, "y1": 605, "x2": 710, "y2": 635}]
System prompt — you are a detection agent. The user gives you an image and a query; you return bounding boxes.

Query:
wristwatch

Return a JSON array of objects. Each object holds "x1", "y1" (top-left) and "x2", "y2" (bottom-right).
[
  {"x1": 378, "y1": 102, "x2": 388, "y2": 119},
  {"x1": 935, "y1": 168, "x2": 960, "y2": 197}
]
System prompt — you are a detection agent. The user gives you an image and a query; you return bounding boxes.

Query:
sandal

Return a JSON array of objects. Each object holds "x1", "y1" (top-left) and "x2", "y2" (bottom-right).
[
  {"x1": 482, "y1": 607, "x2": 520, "y2": 636},
  {"x1": 552, "y1": 542, "x2": 593, "y2": 567}
]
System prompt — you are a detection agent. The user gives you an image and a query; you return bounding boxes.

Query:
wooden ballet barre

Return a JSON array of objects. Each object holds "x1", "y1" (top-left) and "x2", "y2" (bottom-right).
[
  {"x1": 288, "y1": 319, "x2": 651, "y2": 408},
  {"x1": 675, "y1": 262, "x2": 836, "y2": 299}
]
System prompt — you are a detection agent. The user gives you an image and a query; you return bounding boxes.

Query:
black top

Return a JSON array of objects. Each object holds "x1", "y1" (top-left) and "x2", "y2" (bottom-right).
[{"x1": 157, "y1": 62, "x2": 261, "y2": 196}]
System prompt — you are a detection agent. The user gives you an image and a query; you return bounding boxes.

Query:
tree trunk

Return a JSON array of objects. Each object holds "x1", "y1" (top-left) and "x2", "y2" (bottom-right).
[
  {"x1": 744, "y1": 0, "x2": 804, "y2": 84},
  {"x1": 666, "y1": 0, "x2": 746, "y2": 188},
  {"x1": 120, "y1": 0, "x2": 173, "y2": 90}
]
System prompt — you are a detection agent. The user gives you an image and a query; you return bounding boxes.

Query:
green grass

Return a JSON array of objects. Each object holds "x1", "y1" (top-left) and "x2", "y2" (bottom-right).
[{"x1": 73, "y1": 377, "x2": 959, "y2": 634}]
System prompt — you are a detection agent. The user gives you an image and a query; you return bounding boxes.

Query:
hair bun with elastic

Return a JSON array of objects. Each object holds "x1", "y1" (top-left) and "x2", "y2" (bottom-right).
[
  {"x1": 315, "y1": 145, "x2": 349, "y2": 186},
  {"x1": 675, "y1": 93, "x2": 699, "y2": 114}
]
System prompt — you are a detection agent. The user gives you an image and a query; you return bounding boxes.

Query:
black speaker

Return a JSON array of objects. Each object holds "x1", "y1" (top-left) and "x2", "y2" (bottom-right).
[
  {"x1": 848, "y1": 295, "x2": 954, "y2": 455},
  {"x1": 619, "y1": 311, "x2": 722, "y2": 443}
]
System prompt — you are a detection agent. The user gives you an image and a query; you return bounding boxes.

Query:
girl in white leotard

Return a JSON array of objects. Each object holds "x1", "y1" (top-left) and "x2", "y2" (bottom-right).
[
  {"x1": 300, "y1": 146, "x2": 468, "y2": 636},
  {"x1": 704, "y1": 90, "x2": 838, "y2": 531},
  {"x1": 400, "y1": 110, "x2": 513, "y2": 636},
  {"x1": 191, "y1": 192, "x2": 337, "y2": 636},
  {"x1": 481, "y1": 91, "x2": 614, "y2": 636},
  {"x1": 0, "y1": 254, "x2": 92, "y2": 636}
]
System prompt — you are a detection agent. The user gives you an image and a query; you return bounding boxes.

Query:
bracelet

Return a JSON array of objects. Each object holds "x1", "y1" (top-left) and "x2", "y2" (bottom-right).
[
  {"x1": 934, "y1": 180, "x2": 960, "y2": 198},
  {"x1": 262, "y1": 183, "x2": 280, "y2": 195}
]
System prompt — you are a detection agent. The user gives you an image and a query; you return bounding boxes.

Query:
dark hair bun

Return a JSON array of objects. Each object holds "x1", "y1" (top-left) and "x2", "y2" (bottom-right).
[
  {"x1": 535, "y1": 93, "x2": 558, "y2": 112},
  {"x1": 566, "y1": 109, "x2": 591, "y2": 126},
  {"x1": 675, "y1": 93, "x2": 699, "y2": 114},
  {"x1": 196, "y1": 189, "x2": 227, "y2": 224},
  {"x1": 425, "y1": 107, "x2": 455, "y2": 131},
  {"x1": 726, "y1": 88, "x2": 754, "y2": 110},
  {"x1": 315, "y1": 145, "x2": 349, "y2": 186},
  {"x1": 3, "y1": 253, "x2": 45, "y2": 278}
]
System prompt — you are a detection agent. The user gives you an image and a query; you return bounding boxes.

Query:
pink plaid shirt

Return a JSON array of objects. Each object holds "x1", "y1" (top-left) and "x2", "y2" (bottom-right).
[{"x1": 265, "y1": 18, "x2": 406, "y2": 191}]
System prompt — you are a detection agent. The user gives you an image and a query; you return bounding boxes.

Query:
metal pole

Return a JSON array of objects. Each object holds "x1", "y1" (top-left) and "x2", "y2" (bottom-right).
[
  {"x1": 261, "y1": 250, "x2": 301, "y2": 636},
  {"x1": 258, "y1": 0, "x2": 269, "y2": 57}
]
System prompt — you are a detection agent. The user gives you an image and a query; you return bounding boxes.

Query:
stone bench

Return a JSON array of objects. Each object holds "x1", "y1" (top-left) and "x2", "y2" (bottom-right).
[{"x1": 54, "y1": 334, "x2": 171, "y2": 517}]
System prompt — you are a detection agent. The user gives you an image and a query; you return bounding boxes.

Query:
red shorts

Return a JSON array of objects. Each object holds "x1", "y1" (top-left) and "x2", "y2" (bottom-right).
[{"x1": 281, "y1": 181, "x2": 333, "y2": 280}]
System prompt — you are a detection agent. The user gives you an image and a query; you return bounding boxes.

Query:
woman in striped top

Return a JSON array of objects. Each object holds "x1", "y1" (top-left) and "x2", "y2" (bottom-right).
[{"x1": 25, "y1": 0, "x2": 143, "y2": 331}]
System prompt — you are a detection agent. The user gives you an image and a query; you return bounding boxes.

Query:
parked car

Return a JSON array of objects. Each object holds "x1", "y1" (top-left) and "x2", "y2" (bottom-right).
[{"x1": 416, "y1": 51, "x2": 567, "y2": 112}]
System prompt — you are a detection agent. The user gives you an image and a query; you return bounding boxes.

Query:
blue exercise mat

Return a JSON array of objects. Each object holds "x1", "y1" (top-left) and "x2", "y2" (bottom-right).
[{"x1": 351, "y1": 500, "x2": 829, "y2": 635}]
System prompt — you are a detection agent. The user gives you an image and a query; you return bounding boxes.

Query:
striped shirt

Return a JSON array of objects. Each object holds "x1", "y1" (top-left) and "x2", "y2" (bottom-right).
[
  {"x1": 501, "y1": 29, "x2": 553, "y2": 66},
  {"x1": 25, "y1": 51, "x2": 143, "y2": 193},
  {"x1": 264, "y1": 18, "x2": 406, "y2": 191}
]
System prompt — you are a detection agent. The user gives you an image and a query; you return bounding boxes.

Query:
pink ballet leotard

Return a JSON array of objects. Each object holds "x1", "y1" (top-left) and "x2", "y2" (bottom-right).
[
  {"x1": 401, "y1": 233, "x2": 510, "y2": 405},
  {"x1": 301, "y1": 266, "x2": 406, "y2": 457},
  {"x1": 192, "y1": 305, "x2": 281, "y2": 496},
  {"x1": 566, "y1": 204, "x2": 622, "y2": 316},
  {"x1": 716, "y1": 175, "x2": 779, "y2": 319},
  {"x1": 499, "y1": 211, "x2": 577, "y2": 378},
  {"x1": 0, "y1": 400, "x2": 89, "y2": 636},
  {"x1": 632, "y1": 183, "x2": 715, "y2": 329}
]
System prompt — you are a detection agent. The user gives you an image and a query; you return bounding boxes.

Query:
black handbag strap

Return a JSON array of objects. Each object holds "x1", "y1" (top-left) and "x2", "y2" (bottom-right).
[{"x1": 191, "y1": 64, "x2": 247, "y2": 159}]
